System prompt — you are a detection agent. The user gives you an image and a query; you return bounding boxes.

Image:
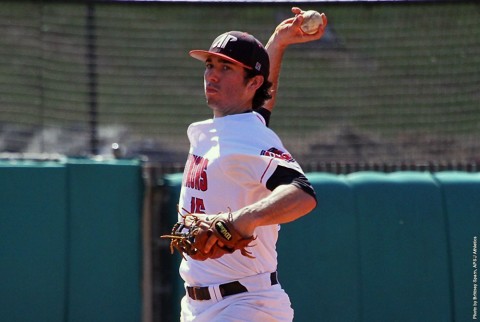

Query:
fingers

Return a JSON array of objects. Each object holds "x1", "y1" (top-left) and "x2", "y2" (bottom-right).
[
  {"x1": 204, "y1": 232, "x2": 218, "y2": 254},
  {"x1": 291, "y1": 13, "x2": 303, "y2": 28},
  {"x1": 291, "y1": 7, "x2": 328, "y2": 35},
  {"x1": 291, "y1": 7, "x2": 303, "y2": 15},
  {"x1": 191, "y1": 232, "x2": 229, "y2": 261},
  {"x1": 195, "y1": 228, "x2": 224, "y2": 255},
  {"x1": 275, "y1": 6, "x2": 303, "y2": 30},
  {"x1": 321, "y1": 13, "x2": 328, "y2": 30}
]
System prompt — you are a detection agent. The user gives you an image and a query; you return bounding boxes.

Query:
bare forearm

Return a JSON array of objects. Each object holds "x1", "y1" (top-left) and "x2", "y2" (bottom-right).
[
  {"x1": 265, "y1": 37, "x2": 288, "y2": 112},
  {"x1": 233, "y1": 184, "x2": 317, "y2": 236},
  {"x1": 201, "y1": 184, "x2": 316, "y2": 254}
]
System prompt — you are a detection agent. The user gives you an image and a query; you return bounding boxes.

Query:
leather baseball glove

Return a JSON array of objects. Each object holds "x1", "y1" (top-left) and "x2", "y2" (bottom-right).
[{"x1": 161, "y1": 209, "x2": 256, "y2": 261}]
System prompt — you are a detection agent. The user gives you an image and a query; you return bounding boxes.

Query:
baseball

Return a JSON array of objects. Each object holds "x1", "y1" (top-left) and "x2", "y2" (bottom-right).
[{"x1": 300, "y1": 10, "x2": 323, "y2": 35}]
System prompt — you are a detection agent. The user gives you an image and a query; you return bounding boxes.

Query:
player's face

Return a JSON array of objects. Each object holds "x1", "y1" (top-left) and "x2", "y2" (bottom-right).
[{"x1": 203, "y1": 56, "x2": 258, "y2": 117}]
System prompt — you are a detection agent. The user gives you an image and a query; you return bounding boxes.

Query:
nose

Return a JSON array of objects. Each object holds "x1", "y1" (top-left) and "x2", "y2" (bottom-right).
[{"x1": 205, "y1": 67, "x2": 219, "y2": 83}]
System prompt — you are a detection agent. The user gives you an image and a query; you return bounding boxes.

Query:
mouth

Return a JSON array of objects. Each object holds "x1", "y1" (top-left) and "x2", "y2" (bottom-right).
[{"x1": 205, "y1": 84, "x2": 219, "y2": 95}]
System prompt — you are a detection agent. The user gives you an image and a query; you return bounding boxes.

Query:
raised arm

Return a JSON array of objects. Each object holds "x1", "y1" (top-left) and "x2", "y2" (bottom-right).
[{"x1": 264, "y1": 7, "x2": 328, "y2": 112}]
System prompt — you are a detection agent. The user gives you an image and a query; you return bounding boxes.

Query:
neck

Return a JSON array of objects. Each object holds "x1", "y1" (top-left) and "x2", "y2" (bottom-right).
[{"x1": 211, "y1": 105, "x2": 253, "y2": 118}]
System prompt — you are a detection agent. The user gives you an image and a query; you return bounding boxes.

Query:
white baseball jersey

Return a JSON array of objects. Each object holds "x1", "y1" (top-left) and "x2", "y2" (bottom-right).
[{"x1": 178, "y1": 111, "x2": 304, "y2": 286}]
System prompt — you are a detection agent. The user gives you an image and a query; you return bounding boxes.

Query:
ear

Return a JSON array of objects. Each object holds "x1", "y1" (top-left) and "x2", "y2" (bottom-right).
[{"x1": 248, "y1": 75, "x2": 264, "y2": 91}]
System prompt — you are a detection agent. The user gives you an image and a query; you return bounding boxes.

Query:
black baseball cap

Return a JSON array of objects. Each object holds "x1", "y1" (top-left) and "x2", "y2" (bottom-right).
[{"x1": 189, "y1": 31, "x2": 270, "y2": 80}]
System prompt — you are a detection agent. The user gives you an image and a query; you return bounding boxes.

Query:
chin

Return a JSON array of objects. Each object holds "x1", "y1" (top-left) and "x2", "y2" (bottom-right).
[{"x1": 205, "y1": 98, "x2": 219, "y2": 109}]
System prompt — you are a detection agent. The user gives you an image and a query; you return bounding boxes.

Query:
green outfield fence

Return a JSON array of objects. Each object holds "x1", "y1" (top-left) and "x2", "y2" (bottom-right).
[
  {"x1": 2, "y1": 158, "x2": 479, "y2": 322},
  {"x1": 0, "y1": 158, "x2": 144, "y2": 322}
]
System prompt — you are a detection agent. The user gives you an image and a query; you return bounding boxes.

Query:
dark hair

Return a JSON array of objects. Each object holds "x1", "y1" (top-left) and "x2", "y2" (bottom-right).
[{"x1": 244, "y1": 68, "x2": 272, "y2": 109}]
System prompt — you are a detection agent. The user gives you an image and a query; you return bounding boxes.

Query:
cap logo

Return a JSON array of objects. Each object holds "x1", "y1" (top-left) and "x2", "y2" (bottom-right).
[
  {"x1": 211, "y1": 34, "x2": 238, "y2": 50},
  {"x1": 255, "y1": 62, "x2": 261, "y2": 72}
]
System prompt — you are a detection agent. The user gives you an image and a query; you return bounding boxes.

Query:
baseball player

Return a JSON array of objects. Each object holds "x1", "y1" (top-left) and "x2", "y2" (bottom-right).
[{"x1": 174, "y1": 7, "x2": 327, "y2": 322}]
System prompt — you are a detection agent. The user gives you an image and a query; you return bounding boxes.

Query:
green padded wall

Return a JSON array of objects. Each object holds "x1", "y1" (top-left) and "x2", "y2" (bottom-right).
[
  {"x1": 348, "y1": 172, "x2": 452, "y2": 322},
  {"x1": 0, "y1": 162, "x2": 68, "y2": 322},
  {"x1": 0, "y1": 159, "x2": 143, "y2": 322},
  {"x1": 434, "y1": 172, "x2": 480, "y2": 322},
  {"x1": 278, "y1": 172, "x2": 360, "y2": 321},
  {"x1": 67, "y1": 159, "x2": 143, "y2": 322}
]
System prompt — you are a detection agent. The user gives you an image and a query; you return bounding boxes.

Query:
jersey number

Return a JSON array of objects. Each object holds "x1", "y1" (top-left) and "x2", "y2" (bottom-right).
[{"x1": 190, "y1": 197, "x2": 205, "y2": 214}]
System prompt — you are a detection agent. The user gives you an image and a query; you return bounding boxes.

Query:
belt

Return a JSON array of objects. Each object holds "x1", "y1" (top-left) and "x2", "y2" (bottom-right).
[{"x1": 187, "y1": 272, "x2": 278, "y2": 301}]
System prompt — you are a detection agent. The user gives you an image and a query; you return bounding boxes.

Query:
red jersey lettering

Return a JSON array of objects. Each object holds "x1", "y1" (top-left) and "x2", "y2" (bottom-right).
[{"x1": 183, "y1": 154, "x2": 209, "y2": 191}]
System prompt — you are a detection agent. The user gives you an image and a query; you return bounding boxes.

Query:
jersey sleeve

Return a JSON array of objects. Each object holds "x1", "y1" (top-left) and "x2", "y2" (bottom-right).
[
  {"x1": 220, "y1": 152, "x2": 305, "y2": 190},
  {"x1": 266, "y1": 165, "x2": 317, "y2": 202}
]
